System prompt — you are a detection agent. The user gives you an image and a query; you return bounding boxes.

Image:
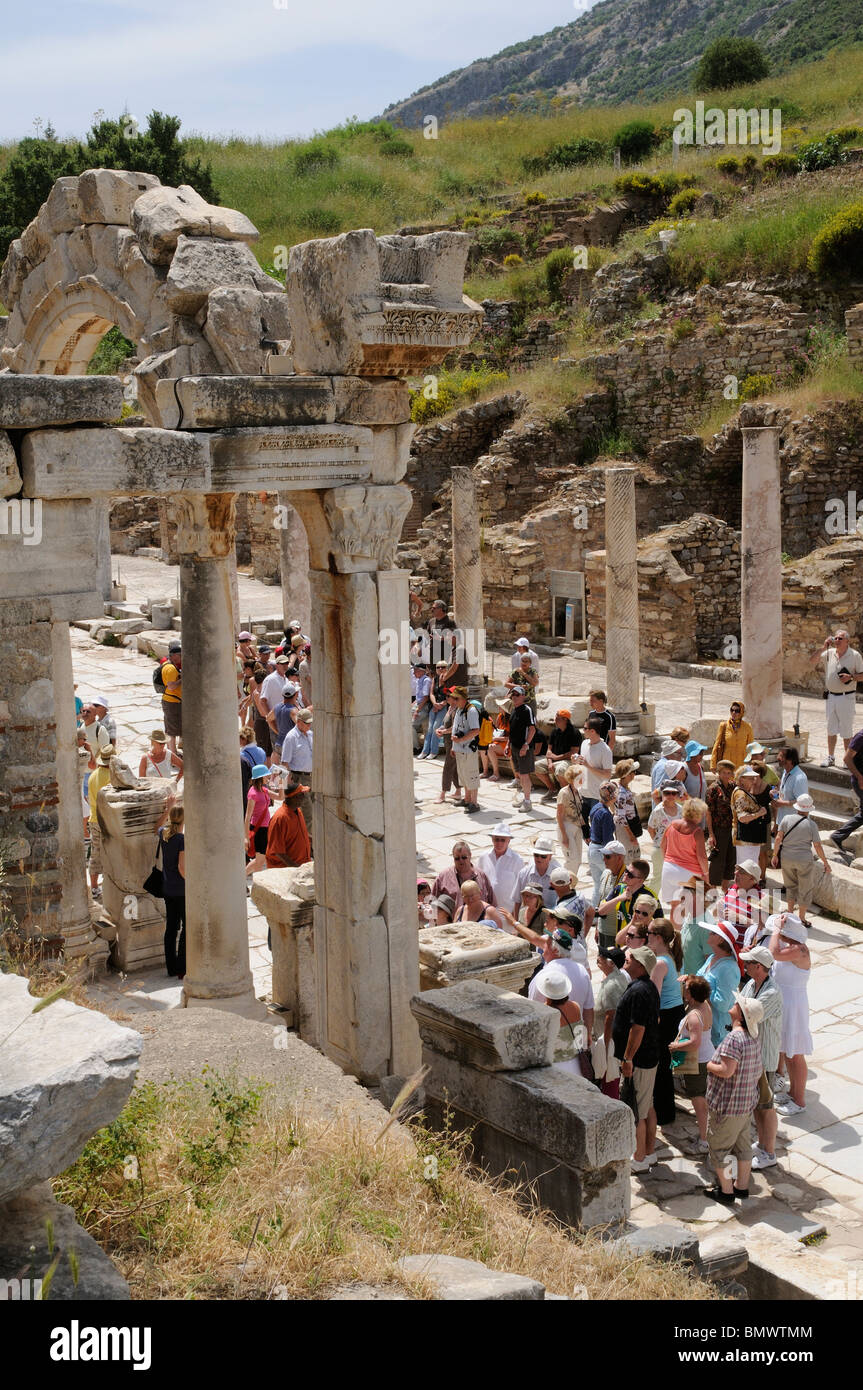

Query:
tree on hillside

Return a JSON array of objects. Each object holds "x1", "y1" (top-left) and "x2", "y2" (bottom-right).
[
  {"x1": 0, "y1": 112, "x2": 217, "y2": 262},
  {"x1": 694, "y1": 36, "x2": 770, "y2": 91}
]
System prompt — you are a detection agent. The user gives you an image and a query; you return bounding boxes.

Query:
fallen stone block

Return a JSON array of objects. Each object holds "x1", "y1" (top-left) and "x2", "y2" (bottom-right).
[
  {"x1": 131, "y1": 183, "x2": 259, "y2": 265},
  {"x1": 411, "y1": 979, "x2": 556, "y2": 1071},
  {"x1": 614, "y1": 1223, "x2": 700, "y2": 1265},
  {"x1": 418, "y1": 921, "x2": 535, "y2": 994},
  {"x1": 77, "y1": 168, "x2": 160, "y2": 226},
  {"x1": 398, "y1": 1253, "x2": 545, "y2": 1301},
  {"x1": 0, "y1": 973, "x2": 142, "y2": 1202},
  {"x1": 0, "y1": 1183, "x2": 130, "y2": 1299},
  {"x1": 0, "y1": 374, "x2": 123, "y2": 428},
  {"x1": 166, "y1": 236, "x2": 279, "y2": 316}
]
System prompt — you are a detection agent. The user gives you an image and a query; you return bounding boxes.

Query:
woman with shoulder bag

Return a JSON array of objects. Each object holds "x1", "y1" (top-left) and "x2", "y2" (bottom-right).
[
  {"x1": 154, "y1": 799, "x2": 186, "y2": 979},
  {"x1": 771, "y1": 794, "x2": 831, "y2": 928},
  {"x1": 668, "y1": 974, "x2": 713, "y2": 1150}
]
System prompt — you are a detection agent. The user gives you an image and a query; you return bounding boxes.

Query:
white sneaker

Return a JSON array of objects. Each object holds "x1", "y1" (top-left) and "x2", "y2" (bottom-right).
[
  {"x1": 521, "y1": 800, "x2": 533, "y2": 812},
  {"x1": 776, "y1": 1097, "x2": 805, "y2": 1116},
  {"x1": 507, "y1": 779, "x2": 519, "y2": 789},
  {"x1": 752, "y1": 1150, "x2": 778, "y2": 1169},
  {"x1": 821, "y1": 756, "x2": 835, "y2": 767},
  {"x1": 631, "y1": 1156, "x2": 653, "y2": 1174},
  {"x1": 694, "y1": 1138, "x2": 709, "y2": 1153}
]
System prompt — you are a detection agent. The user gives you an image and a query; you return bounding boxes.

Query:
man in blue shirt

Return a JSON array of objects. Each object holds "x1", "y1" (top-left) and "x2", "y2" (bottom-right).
[
  {"x1": 774, "y1": 746, "x2": 809, "y2": 826},
  {"x1": 273, "y1": 683, "x2": 301, "y2": 761}
]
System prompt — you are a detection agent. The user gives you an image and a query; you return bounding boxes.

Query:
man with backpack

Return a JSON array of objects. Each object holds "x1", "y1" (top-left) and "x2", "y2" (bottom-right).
[{"x1": 155, "y1": 641, "x2": 182, "y2": 751}]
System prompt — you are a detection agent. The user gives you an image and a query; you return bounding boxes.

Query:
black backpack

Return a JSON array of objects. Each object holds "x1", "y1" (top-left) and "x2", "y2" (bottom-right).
[{"x1": 152, "y1": 659, "x2": 167, "y2": 694}]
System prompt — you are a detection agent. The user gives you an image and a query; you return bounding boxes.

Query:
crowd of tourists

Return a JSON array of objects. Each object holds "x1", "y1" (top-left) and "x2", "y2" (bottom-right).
[{"x1": 78, "y1": 619, "x2": 315, "y2": 979}]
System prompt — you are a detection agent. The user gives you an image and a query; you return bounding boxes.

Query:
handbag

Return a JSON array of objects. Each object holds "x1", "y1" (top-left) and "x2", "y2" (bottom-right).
[
  {"x1": 775, "y1": 814, "x2": 807, "y2": 868},
  {"x1": 620, "y1": 1074, "x2": 639, "y2": 1120},
  {"x1": 143, "y1": 835, "x2": 165, "y2": 898}
]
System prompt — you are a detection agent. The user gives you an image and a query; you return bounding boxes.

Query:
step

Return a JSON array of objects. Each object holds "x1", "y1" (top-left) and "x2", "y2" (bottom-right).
[
  {"x1": 801, "y1": 760, "x2": 857, "y2": 791},
  {"x1": 803, "y1": 777, "x2": 857, "y2": 813}
]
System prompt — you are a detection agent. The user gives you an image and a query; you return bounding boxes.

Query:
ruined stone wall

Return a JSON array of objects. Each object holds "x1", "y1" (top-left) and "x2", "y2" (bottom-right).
[
  {"x1": 406, "y1": 393, "x2": 525, "y2": 527},
  {"x1": 244, "y1": 494, "x2": 281, "y2": 585},
  {"x1": 0, "y1": 599, "x2": 61, "y2": 936},
  {"x1": 586, "y1": 285, "x2": 810, "y2": 450},
  {"x1": 846, "y1": 304, "x2": 863, "y2": 370},
  {"x1": 108, "y1": 497, "x2": 161, "y2": 555},
  {"x1": 782, "y1": 536, "x2": 863, "y2": 693}
]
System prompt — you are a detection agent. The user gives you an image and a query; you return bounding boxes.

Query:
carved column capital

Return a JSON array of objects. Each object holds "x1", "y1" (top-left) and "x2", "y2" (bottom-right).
[
  {"x1": 322, "y1": 483, "x2": 411, "y2": 572},
  {"x1": 170, "y1": 492, "x2": 237, "y2": 558}
]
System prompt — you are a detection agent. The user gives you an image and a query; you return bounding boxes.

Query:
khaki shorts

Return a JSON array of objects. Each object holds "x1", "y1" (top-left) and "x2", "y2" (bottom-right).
[
  {"x1": 781, "y1": 858, "x2": 817, "y2": 907},
  {"x1": 632, "y1": 1065, "x2": 657, "y2": 1122},
  {"x1": 88, "y1": 822, "x2": 102, "y2": 876},
  {"x1": 453, "y1": 748, "x2": 480, "y2": 791},
  {"x1": 162, "y1": 698, "x2": 182, "y2": 738},
  {"x1": 536, "y1": 757, "x2": 568, "y2": 785},
  {"x1": 708, "y1": 1109, "x2": 752, "y2": 1167}
]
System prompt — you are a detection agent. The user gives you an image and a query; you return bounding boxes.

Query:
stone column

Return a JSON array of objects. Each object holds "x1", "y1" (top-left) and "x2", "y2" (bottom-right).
[
  {"x1": 293, "y1": 482, "x2": 420, "y2": 1083},
  {"x1": 604, "y1": 466, "x2": 641, "y2": 731},
  {"x1": 172, "y1": 493, "x2": 253, "y2": 1005},
  {"x1": 741, "y1": 426, "x2": 784, "y2": 740},
  {"x1": 450, "y1": 466, "x2": 485, "y2": 688},
  {"x1": 50, "y1": 620, "x2": 109, "y2": 970},
  {"x1": 277, "y1": 495, "x2": 311, "y2": 631}
]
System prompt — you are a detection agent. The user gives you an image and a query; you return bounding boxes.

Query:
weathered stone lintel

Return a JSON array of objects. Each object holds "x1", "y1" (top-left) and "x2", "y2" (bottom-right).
[
  {"x1": 154, "y1": 374, "x2": 412, "y2": 430},
  {"x1": 0, "y1": 374, "x2": 123, "y2": 428}
]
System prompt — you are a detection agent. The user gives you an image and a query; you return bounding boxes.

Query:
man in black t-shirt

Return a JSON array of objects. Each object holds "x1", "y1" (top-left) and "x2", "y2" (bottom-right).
[
  {"x1": 832, "y1": 726, "x2": 863, "y2": 851},
  {"x1": 589, "y1": 689, "x2": 617, "y2": 752},
  {"x1": 535, "y1": 709, "x2": 579, "y2": 801},
  {"x1": 508, "y1": 686, "x2": 537, "y2": 812},
  {"x1": 613, "y1": 945, "x2": 661, "y2": 1171}
]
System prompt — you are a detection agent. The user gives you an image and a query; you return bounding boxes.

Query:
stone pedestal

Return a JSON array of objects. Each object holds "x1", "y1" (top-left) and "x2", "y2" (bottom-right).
[
  {"x1": 604, "y1": 466, "x2": 640, "y2": 726},
  {"x1": 51, "y1": 621, "x2": 109, "y2": 971},
  {"x1": 250, "y1": 864, "x2": 316, "y2": 1040},
  {"x1": 172, "y1": 493, "x2": 253, "y2": 1005},
  {"x1": 277, "y1": 495, "x2": 311, "y2": 630},
  {"x1": 741, "y1": 427, "x2": 783, "y2": 740},
  {"x1": 418, "y1": 922, "x2": 535, "y2": 993},
  {"x1": 451, "y1": 466, "x2": 485, "y2": 689},
  {"x1": 411, "y1": 980, "x2": 634, "y2": 1230},
  {"x1": 97, "y1": 779, "x2": 172, "y2": 971}
]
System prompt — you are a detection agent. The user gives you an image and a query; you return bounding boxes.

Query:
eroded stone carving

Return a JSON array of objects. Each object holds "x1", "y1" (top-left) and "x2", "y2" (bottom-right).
[
  {"x1": 322, "y1": 483, "x2": 411, "y2": 571},
  {"x1": 170, "y1": 491, "x2": 237, "y2": 557}
]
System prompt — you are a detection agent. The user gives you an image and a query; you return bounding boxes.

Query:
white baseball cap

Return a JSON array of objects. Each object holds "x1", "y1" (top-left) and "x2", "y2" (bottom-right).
[
  {"x1": 549, "y1": 867, "x2": 572, "y2": 886},
  {"x1": 491, "y1": 823, "x2": 513, "y2": 838},
  {"x1": 601, "y1": 839, "x2": 627, "y2": 856},
  {"x1": 515, "y1": 637, "x2": 530, "y2": 648},
  {"x1": 533, "y1": 835, "x2": 555, "y2": 854}
]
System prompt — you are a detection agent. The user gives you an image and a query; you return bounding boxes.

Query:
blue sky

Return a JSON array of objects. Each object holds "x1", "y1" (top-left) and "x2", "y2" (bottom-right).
[{"x1": 2, "y1": 0, "x2": 599, "y2": 143}]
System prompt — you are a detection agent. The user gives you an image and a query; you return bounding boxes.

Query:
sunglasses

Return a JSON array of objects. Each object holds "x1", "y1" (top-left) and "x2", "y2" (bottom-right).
[
  {"x1": 623, "y1": 868, "x2": 640, "y2": 877},
  {"x1": 625, "y1": 930, "x2": 645, "y2": 939}
]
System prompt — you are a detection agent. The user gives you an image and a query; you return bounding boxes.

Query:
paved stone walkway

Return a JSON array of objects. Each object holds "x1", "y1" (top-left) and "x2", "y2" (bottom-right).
[{"x1": 70, "y1": 557, "x2": 863, "y2": 1288}]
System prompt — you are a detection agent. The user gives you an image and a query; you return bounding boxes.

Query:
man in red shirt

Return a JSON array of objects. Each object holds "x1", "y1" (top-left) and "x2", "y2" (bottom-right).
[{"x1": 265, "y1": 784, "x2": 312, "y2": 869}]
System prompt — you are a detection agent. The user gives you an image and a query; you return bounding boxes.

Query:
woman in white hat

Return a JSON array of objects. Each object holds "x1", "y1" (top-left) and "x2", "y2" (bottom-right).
[
  {"x1": 769, "y1": 913, "x2": 812, "y2": 1116},
  {"x1": 770, "y1": 794, "x2": 831, "y2": 928},
  {"x1": 555, "y1": 763, "x2": 585, "y2": 880},
  {"x1": 532, "y1": 964, "x2": 584, "y2": 1076}
]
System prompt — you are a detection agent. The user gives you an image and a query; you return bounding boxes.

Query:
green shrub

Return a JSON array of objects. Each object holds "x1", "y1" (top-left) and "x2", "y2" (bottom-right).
[
  {"x1": 302, "y1": 208, "x2": 341, "y2": 235},
  {"x1": 694, "y1": 37, "x2": 770, "y2": 91},
  {"x1": 503, "y1": 253, "x2": 524, "y2": 267},
  {"x1": 463, "y1": 214, "x2": 483, "y2": 228},
  {"x1": 762, "y1": 153, "x2": 798, "y2": 180},
  {"x1": 292, "y1": 141, "x2": 340, "y2": 176},
  {"x1": 716, "y1": 156, "x2": 740, "y2": 175},
  {"x1": 671, "y1": 316, "x2": 695, "y2": 341},
  {"x1": 476, "y1": 225, "x2": 523, "y2": 257},
  {"x1": 615, "y1": 171, "x2": 684, "y2": 201},
  {"x1": 667, "y1": 189, "x2": 701, "y2": 217},
  {"x1": 524, "y1": 191, "x2": 547, "y2": 206},
  {"x1": 741, "y1": 154, "x2": 758, "y2": 173},
  {"x1": 808, "y1": 200, "x2": 863, "y2": 278},
  {"x1": 612, "y1": 119, "x2": 659, "y2": 162},
  {"x1": 524, "y1": 136, "x2": 605, "y2": 174},
  {"x1": 377, "y1": 132, "x2": 413, "y2": 158},
  {"x1": 739, "y1": 373, "x2": 774, "y2": 400},
  {"x1": 831, "y1": 126, "x2": 863, "y2": 145},
  {"x1": 410, "y1": 363, "x2": 509, "y2": 424},
  {"x1": 87, "y1": 326, "x2": 135, "y2": 374},
  {"x1": 544, "y1": 246, "x2": 574, "y2": 302},
  {"x1": 797, "y1": 134, "x2": 847, "y2": 172}
]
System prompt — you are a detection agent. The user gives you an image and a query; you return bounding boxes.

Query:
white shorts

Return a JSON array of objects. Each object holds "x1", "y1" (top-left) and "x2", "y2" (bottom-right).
[{"x1": 826, "y1": 692, "x2": 856, "y2": 740}]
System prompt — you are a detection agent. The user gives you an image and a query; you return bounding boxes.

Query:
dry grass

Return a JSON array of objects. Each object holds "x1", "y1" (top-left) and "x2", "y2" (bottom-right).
[{"x1": 54, "y1": 1072, "x2": 720, "y2": 1301}]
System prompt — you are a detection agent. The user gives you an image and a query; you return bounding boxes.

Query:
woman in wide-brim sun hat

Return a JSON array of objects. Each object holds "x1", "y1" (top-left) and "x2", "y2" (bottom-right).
[
  {"x1": 532, "y1": 964, "x2": 584, "y2": 1076},
  {"x1": 698, "y1": 918, "x2": 743, "y2": 1045}
]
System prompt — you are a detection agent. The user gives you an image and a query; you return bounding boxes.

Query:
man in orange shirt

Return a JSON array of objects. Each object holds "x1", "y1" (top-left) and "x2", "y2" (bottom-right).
[{"x1": 265, "y1": 783, "x2": 312, "y2": 869}]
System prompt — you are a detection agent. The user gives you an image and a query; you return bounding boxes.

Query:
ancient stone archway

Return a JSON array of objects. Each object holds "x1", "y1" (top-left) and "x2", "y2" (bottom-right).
[{"x1": 0, "y1": 174, "x2": 482, "y2": 1083}]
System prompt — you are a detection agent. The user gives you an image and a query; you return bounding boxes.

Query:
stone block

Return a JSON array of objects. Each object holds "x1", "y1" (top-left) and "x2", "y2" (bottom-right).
[
  {"x1": 0, "y1": 973, "x2": 142, "y2": 1202},
  {"x1": 317, "y1": 905, "x2": 392, "y2": 1080},
  {"x1": 207, "y1": 424, "x2": 373, "y2": 493},
  {"x1": 202, "y1": 286, "x2": 273, "y2": 376},
  {"x1": 131, "y1": 183, "x2": 259, "y2": 264},
  {"x1": 0, "y1": 497, "x2": 105, "y2": 621},
  {"x1": 614, "y1": 1224, "x2": 700, "y2": 1264},
  {"x1": 21, "y1": 426, "x2": 211, "y2": 498},
  {"x1": 317, "y1": 805, "x2": 385, "y2": 918},
  {"x1": 0, "y1": 374, "x2": 123, "y2": 427},
  {"x1": 166, "y1": 235, "x2": 278, "y2": 315},
  {"x1": 398, "y1": 1253, "x2": 545, "y2": 1300},
  {"x1": 0, "y1": 430, "x2": 21, "y2": 498},
  {"x1": 418, "y1": 922, "x2": 534, "y2": 993},
  {"x1": 77, "y1": 169, "x2": 160, "y2": 226},
  {"x1": 156, "y1": 374, "x2": 337, "y2": 430},
  {"x1": 368, "y1": 422, "x2": 413, "y2": 484},
  {"x1": 332, "y1": 376, "x2": 412, "y2": 425},
  {"x1": 410, "y1": 980, "x2": 556, "y2": 1071},
  {"x1": 0, "y1": 1184, "x2": 130, "y2": 1299},
  {"x1": 43, "y1": 176, "x2": 82, "y2": 235}
]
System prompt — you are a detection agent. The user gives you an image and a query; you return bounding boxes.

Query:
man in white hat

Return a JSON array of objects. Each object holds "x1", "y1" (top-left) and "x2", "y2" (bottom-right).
[
  {"x1": 770, "y1": 793, "x2": 831, "y2": 928},
  {"x1": 91, "y1": 696, "x2": 117, "y2": 748},
  {"x1": 477, "y1": 824, "x2": 525, "y2": 916},
  {"x1": 511, "y1": 635, "x2": 540, "y2": 674},
  {"x1": 739, "y1": 944, "x2": 783, "y2": 1170},
  {"x1": 809, "y1": 628, "x2": 863, "y2": 766},
  {"x1": 704, "y1": 992, "x2": 764, "y2": 1204},
  {"x1": 651, "y1": 736, "x2": 684, "y2": 803},
  {"x1": 548, "y1": 865, "x2": 595, "y2": 939},
  {"x1": 514, "y1": 834, "x2": 561, "y2": 907}
]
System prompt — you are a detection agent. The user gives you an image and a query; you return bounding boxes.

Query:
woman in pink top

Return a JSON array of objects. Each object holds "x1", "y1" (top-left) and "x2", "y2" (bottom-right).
[
  {"x1": 245, "y1": 764, "x2": 272, "y2": 879},
  {"x1": 660, "y1": 798, "x2": 709, "y2": 902}
]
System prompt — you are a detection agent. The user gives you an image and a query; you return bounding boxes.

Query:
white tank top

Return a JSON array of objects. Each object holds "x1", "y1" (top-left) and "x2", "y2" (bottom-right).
[{"x1": 145, "y1": 754, "x2": 173, "y2": 778}]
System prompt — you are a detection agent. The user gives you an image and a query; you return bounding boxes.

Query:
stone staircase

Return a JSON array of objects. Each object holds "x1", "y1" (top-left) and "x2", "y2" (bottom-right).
[{"x1": 800, "y1": 760, "x2": 862, "y2": 854}]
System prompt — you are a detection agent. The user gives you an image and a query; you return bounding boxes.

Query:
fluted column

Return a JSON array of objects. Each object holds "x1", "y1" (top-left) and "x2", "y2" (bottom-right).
[
  {"x1": 604, "y1": 466, "x2": 640, "y2": 727},
  {"x1": 451, "y1": 466, "x2": 485, "y2": 689},
  {"x1": 172, "y1": 492, "x2": 253, "y2": 1004},
  {"x1": 741, "y1": 427, "x2": 783, "y2": 739}
]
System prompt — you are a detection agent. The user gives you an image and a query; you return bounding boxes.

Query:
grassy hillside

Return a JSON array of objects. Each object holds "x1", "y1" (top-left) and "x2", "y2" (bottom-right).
[{"x1": 180, "y1": 47, "x2": 863, "y2": 266}]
